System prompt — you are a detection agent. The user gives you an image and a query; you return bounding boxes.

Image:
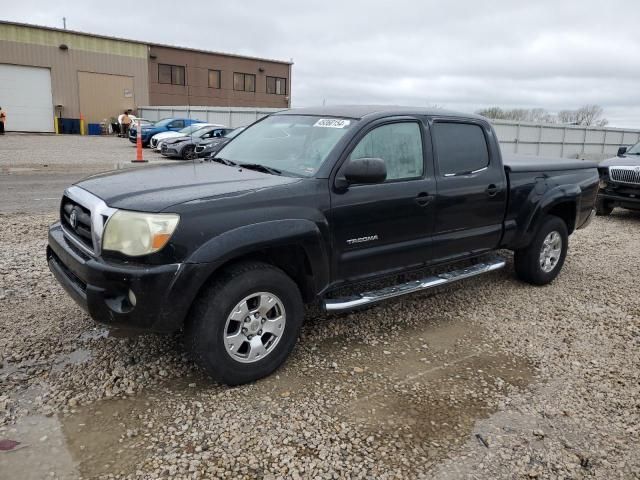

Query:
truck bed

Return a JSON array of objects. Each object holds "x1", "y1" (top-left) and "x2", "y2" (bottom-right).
[{"x1": 503, "y1": 154, "x2": 598, "y2": 172}]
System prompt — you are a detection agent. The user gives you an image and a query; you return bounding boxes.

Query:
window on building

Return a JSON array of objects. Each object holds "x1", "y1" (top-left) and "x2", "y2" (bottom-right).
[
  {"x1": 158, "y1": 64, "x2": 185, "y2": 86},
  {"x1": 233, "y1": 72, "x2": 256, "y2": 92},
  {"x1": 432, "y1": 122, "x2": 489, "y2": 176},
  {"x1": 208, "y1": 70, "x2": 221, "y2": 89},
  {"x1": 266, "y1": 76, "x2": 287, "y2": 95},
  {"x1": 349, "y1": 122, "x2": 424, "y2": 181}
]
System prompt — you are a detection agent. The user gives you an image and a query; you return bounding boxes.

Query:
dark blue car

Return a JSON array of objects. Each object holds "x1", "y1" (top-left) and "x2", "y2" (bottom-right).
[{"x1": 129, "y1": 118, "x2": 204, "y2": 147}]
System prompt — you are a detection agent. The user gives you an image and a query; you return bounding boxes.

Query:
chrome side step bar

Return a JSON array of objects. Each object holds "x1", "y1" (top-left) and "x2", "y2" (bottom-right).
[{"x1": 323, "y1": 256, "x2": 506, "y2": 312}]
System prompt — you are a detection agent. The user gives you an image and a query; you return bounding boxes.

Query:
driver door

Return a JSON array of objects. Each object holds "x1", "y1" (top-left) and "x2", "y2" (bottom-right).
[{"x1": 330, "y1": 119, "x2": 436, "y2": 283}]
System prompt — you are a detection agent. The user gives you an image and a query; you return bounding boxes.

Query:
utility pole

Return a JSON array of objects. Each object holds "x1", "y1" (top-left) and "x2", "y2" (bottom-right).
[{"x1": 62, "y1": 17, "x2": 67, "y2": 29}]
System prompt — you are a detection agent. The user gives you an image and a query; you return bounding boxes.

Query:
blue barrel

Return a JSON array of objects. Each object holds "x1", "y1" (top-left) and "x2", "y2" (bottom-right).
[{"x1": 88, "y1": 123, "x2": 102, "y2": 135}]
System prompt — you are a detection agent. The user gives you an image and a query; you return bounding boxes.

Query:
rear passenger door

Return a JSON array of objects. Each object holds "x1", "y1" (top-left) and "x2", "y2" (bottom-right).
[{"x1": 430, "y1": 119, "x2": 507, "y2": 263}]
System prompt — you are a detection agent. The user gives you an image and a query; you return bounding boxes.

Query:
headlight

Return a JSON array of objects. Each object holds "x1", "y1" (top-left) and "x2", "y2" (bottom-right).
[{"x1": 103, "y1": 211, "x2": 180, "y2": 256}]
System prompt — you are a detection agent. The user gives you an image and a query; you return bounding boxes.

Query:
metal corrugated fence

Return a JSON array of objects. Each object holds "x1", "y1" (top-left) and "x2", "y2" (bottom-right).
[
  {"x1": 138, "y1": 106, "x2": 283, "y2": 129},
  {"x1": 138, "y1": 107, "x2": 640, "y2": 160},
  {"x1": 492, "y1": 120, "x2": 640, "y2": 160}
]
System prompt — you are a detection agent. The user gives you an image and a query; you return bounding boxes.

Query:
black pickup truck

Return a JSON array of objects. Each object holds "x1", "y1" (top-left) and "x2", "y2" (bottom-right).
[
  {"x1": 47, "y1": 106, "x2": 598, "y2": 385},
  {"x1": 596, "y1": 141, "x2": 640, "y2": 215}
]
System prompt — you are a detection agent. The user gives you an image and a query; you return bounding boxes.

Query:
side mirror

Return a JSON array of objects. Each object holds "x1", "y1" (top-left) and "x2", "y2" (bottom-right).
[
  {"x1": 617, "y1": 146, "x2": 627, "y2": 157},
  {"x1": 340, "y1": 157, "x2": 387, "y2": 187}
]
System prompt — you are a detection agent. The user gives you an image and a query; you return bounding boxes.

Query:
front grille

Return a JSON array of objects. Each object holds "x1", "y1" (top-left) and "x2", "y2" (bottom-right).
[
  {"x1": 610, "y1": 167, "x2": 640, "y2": 185},
  {"x1": 195, "y1": 145, "x2": 205, "y2": 153},
  {"x1": 61, "y1": 195, "x2": 94, "y2": 251}
]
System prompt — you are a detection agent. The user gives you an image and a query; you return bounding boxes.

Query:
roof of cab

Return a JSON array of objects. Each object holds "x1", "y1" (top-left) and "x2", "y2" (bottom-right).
[{"x1": 275, "y1": 105, "x2": 486, "y2": 121}]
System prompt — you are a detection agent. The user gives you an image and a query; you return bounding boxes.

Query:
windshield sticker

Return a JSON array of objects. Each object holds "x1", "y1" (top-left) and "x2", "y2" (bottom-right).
[{"x1": 314, "y1": 118, "x2": 351, "y2": 128}]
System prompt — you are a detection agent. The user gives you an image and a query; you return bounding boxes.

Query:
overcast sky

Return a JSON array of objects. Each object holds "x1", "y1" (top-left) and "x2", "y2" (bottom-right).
[{"x1": 3, "y1": 1, "x2": 640, "y2": 127}]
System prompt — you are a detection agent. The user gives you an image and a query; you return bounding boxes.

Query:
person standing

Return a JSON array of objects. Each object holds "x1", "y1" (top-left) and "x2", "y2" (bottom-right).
[
  {"x1": 121, "y1": 111, "x2": 132, "y2": 138},
  {"x1": 0, "y1": 107, "x2": 6, "y2": 135}
]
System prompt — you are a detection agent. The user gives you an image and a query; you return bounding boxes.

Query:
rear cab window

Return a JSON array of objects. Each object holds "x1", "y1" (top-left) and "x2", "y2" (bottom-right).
[{"x1": 432, "y1": 122, "x2": 489, "y2": 176}]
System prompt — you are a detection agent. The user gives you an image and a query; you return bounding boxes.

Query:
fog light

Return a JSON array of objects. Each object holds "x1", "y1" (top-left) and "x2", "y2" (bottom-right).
[
  {"x1": 128, "y1": 289, "x2": 137, "y2": 307},
  {"x1": 599, "y1": 178, "x2": 608, "y2": 189}
]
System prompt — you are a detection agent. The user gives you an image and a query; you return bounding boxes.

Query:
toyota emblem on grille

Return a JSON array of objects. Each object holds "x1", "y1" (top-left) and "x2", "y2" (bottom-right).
[{"x1": 69, "y1": 209, "x2": 78, "y2": 229}]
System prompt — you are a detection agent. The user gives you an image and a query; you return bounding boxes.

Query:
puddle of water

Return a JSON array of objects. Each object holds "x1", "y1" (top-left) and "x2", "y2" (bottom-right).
[
  {"x1": 317, "y1": 318, "x2": 536, "y2": 463},
  {"x1": 51, "y1": 348, "x2": 92, "y2": 373},
  {"x1": 0, "y1": 414, "x2": 78, "y2": 480}
]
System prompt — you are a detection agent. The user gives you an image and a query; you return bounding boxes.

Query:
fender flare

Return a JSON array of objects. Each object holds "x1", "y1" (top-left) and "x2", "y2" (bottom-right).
[
  {"x1": 517, "y1": 184, "x2": 581, "y2": 248},
  {"x1": 185, "y1": 219, "x2": 330, "y2": 293}
]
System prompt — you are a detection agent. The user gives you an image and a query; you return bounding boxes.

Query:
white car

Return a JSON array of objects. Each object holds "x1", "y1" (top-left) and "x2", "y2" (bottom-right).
[{"x1": 150, "y1": 123, "x2": 223, "y2": 150}]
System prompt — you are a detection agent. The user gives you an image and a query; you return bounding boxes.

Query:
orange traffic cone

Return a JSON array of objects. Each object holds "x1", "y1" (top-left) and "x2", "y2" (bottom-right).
[{"x1": 131, "y1": 120, "x2": 148, "y2": 163}]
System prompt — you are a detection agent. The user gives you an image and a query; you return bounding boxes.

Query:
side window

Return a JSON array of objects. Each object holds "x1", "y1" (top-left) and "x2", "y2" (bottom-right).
[
  {"x1": 350, "y1": 122, "x2": 424, "y2": 181},
  {"x1": 171, "y1": 120, "x2": 185, "y2": 129},
  {"x1": 433, "y1": 122, "x2": 489, "y2": 176}
]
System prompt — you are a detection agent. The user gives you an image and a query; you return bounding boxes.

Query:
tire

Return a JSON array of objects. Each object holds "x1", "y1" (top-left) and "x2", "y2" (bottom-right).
[
  {"x1": 185, "y1": 261, "x2": 304, "y2": 385},
  {"x1": 595, "y1": 198, "x2": 613, "y2": 216},
  {"x1": 182, "y1": 145, "x2": 196, "y2": 160},
  {"x1": 514, "y1": 215, "x2": 568, "y2": 286}
]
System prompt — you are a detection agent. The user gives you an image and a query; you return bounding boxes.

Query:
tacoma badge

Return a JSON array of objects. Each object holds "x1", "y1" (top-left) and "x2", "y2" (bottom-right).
[{"x1": 346, "y1": 235, "x2": 379, "y2": 245}]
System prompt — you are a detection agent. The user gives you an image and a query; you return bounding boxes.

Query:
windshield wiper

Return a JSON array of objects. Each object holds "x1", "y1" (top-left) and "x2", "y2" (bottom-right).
[
  {"x1": 209, "y1": 157, "x2": 237, "y2": 166},
  {"x1": 238, "y1": 163, "x2": 282, "y2": 176}
]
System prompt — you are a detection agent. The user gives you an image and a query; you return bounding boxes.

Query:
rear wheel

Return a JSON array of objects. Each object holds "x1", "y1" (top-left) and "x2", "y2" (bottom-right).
[
  {"x1": 185, "y1": 261, "x2": 304, "y2": 385},
  {"x1": 514, "y1": 215, "x2": 568, "y2": 285},
  {"x1": 595, "y1": 198, "x2": 613, "y2": 216}
]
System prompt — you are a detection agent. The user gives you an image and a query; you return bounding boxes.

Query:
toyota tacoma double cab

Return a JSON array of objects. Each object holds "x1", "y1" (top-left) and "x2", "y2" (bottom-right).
[
  {"x1": 596, "y1": 141, "x2": 640, "y2": 215},
  {"x1": 47, "y1": 106, "x2": 599, "y2": 385}
]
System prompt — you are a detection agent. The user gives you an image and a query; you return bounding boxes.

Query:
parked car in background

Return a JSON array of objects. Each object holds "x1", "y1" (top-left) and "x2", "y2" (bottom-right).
[
  {"x1": 596, "y1": 142, "x2": 640, "y2": 215},
  {"x1": 196, "y1": 127, "x2": 246, "y2": 158},
  {"x1": 150, "y1": 123, "x2": 219, "y2": 150},
  {"x1": 129, "y1": 118, "x2": 204, "y2": 147},
  {"x1": 161, "y1": 126, "x2": 233, "y2": 159}
]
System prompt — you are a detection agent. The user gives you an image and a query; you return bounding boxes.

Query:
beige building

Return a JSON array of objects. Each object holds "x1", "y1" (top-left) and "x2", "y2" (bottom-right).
[{"x1": 0, "y1": 21, "x2": 292, "y2": 132}]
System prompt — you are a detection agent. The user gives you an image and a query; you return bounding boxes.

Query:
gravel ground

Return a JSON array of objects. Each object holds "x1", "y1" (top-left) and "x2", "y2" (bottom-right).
[{"x1": 1, "y1": 203, "x2": 639, "y2": 477}]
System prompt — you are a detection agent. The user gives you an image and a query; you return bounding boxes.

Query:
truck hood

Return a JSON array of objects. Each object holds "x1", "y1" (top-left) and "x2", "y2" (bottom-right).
[
  {"x1": 599, "y1": 155, "x2": 640, "y2": 167},
  {"x1": 75, "y1": 162, "x2": 300, "y2": 212}
]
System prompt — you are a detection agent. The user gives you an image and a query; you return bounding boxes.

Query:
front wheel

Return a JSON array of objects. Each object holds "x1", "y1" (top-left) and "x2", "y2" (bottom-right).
[
  {"x1": 182, "y1": 145, "x2": 197, "y2": 160},
  {"x1": 185, "y1": 261, "x2": 304, "y2": 385},
  {"x1": 514, "y1": 215, "x2": 568, "y2": 285}
]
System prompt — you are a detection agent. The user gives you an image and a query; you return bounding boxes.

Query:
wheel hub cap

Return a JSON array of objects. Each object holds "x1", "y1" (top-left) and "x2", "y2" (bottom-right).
[
  {"x1": 223, "y1": 292, "x2": 286, "y2": 364},
  {"x1": 539, "y1": 231, "x2": 562, "y2": 273}
]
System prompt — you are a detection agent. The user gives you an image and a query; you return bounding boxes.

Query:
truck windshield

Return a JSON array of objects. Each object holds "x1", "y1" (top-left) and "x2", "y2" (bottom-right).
[
  {"x1": 215, "y1": 115, "x2": 355, "y2": 177},
  {"x1": 626, "y1": 142, "x2": 640, "y2": 154}
]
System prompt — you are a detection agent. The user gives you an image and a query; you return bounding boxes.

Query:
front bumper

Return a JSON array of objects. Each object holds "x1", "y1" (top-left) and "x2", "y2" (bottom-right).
[
  {"x1": 161, "y1": 145, "x2": 181, "y2": 157},
  {"x1": 598, "y1": 186, "x2": 640, "y2": 211},
  {"x1": 47, "y1": 222, "x2": 208, "y2": 333},
  {"x1": 129, "y1": 132, "x2": 151, "y2": 145}
]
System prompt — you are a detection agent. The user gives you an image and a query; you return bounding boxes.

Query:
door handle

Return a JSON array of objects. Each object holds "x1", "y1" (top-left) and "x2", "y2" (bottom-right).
[
  {"x1": 414, "y1": 192, "x2": 434, "y2": 207},
  {"x1": 485, "y1": 184, "x2": 500, "y2": 197}
]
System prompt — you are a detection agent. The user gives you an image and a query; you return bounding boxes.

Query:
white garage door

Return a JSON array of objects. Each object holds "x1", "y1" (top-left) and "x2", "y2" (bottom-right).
[{"x1": 0, "y1": 64, "x2": 54, "y2": 132}]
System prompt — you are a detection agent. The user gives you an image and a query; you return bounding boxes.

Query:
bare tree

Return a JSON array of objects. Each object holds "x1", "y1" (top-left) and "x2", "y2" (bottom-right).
[
  {"x1": 478, "y1": 104, "x2": 608, "y2": 126},
  {"x1": 476, "y1": 107, "x2": 505, "y2": 119},
  {"x1": 574, "y1": 104, "x2": 607, "y2": 126},
  {"x1": 476, "y1": 107, "x2": 554, "y2": 123}
]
